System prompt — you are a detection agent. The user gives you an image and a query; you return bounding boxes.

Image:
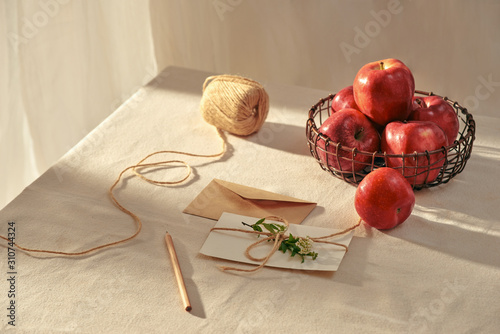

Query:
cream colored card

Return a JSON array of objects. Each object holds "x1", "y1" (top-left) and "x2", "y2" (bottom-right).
[{"x1": 200, "y1": 212, "x2": 354, "y2": 271}]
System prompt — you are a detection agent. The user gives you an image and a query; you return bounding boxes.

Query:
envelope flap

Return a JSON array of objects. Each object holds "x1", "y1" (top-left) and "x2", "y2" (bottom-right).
[{"x1": 214, "y1": 179, "x2": 314, "y2": 204}]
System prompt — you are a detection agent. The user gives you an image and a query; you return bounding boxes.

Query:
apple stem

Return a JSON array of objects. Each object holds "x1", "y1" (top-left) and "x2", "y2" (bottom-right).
[
  {"x1": 354, "y1": 128, "x2": 364, "y2": 141},
  {"x1": 379, "y1": 61, "x2": 384, "y2": 70}
]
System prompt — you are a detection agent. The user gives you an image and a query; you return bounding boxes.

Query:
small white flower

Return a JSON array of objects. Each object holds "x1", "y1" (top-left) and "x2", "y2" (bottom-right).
[{"x1": 297, "y1": 236, "x2": 313, "y2": 255}]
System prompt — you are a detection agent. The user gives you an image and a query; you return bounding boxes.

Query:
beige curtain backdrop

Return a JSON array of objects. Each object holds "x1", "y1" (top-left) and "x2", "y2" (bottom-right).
[{"x1": 1, "y1": 0, "x2": 499, "y2": 209}]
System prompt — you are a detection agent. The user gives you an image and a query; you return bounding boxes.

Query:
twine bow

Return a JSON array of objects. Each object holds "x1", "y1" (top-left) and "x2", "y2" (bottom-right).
[{"x1": 210, "y1": 216, "x2": 361, "y2": 273}]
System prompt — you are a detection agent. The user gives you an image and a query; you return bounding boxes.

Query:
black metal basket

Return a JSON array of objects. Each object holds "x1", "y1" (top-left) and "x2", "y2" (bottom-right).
[{"x1": 306, "y1": 90, "x2": 476, "y2": 189}]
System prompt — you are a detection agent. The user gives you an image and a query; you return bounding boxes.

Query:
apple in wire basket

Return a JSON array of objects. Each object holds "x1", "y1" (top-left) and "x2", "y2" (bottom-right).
[
  {"x1": 316, "y1": 108, "x2": 380, "y2": 172},
  {"x1": 332, "y1": 85, "x2": 385, "y2": 134},
  {"x1": 381, "y1": 120, "x2": 448, "y2": 186},
  {"x1": 408, "y1": 95, "x2": 460, "y2": 146},
  {"x1": 353, "y1": 58, "x2": 415, "y2": 127},
  {"x1": 331, "y1": 85, "x2": 359, "y2": 113}
]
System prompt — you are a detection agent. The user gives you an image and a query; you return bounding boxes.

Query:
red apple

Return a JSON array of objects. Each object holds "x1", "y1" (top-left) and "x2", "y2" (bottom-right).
[
  {"x1": 381, "y1": 121, "x2": 448, "y2": 186},
  {"x1": 331, "y1": 85, "x2": 359, "y2": 113},
  {"x1": 355, "y1": 167, "x2": 415, "y2": 230},
  {"x1": 353, "y1": 58, "x2": 415, "y2": 126},
  {"x1": 316, "y1": 108, "x2": 380, "y2": 172},
  {"x1": 332, "y1": 86, "x2": 385, "y2": 134},
  {"x1": 409, "y1": 95, "x2": 459, "y2": 146}
]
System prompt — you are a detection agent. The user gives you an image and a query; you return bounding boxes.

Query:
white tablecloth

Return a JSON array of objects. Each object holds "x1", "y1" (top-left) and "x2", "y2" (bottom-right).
[{"x1": 1, "y1": 66, "x2": 499, "y2": 333}]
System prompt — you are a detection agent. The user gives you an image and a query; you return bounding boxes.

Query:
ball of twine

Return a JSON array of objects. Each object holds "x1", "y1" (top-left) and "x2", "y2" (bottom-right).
[{"x1": 200, "y1": 74, "x2": 269, "y2": 136}]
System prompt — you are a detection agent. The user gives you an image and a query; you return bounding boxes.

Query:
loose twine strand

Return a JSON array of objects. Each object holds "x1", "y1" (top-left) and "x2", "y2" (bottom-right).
[
  {"x1": 0, "y1": 128, "x2": 227, "y2": 256},
  {"x1": 211, "y1": 216, "x2": 361, "y2": 273},
  {"x1": 0, "y1": 74, "x2": 267, "y2": 256}
]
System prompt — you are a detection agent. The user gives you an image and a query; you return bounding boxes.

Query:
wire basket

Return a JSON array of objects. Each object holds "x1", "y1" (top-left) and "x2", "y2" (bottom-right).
[{"x1": 306, "y1": 90, "x2": 476, "y2": 189}]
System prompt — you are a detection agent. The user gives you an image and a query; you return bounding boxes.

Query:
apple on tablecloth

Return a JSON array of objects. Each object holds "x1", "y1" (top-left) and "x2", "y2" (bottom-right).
[
  {"x1": 355, "y1": 167, "x2": 415, "y2": 230},
  {"x1": 317, "y1": 108, "x2": 380, "y2": 172}
]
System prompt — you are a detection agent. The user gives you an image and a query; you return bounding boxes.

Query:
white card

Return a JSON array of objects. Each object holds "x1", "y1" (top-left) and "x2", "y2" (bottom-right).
[{"x1": 199, "y1": 212, "x2": 354, "y2": 271}]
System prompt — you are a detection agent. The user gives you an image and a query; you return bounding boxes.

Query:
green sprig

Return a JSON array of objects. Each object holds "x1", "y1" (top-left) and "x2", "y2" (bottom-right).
[{"x1": 242, "y1": 219, "x2": 318, "y2": 263}]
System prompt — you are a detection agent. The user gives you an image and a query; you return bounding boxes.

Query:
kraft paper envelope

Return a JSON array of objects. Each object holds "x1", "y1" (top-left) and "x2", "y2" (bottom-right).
[{"x1": 183, "y1": 179, "x2": 317, "y2": 224}]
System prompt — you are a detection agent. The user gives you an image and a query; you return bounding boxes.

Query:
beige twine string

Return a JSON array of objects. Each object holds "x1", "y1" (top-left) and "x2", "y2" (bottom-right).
[
  {"x1": 211, "y1": 216, "x2": 362, "y2": 273},
  {"x1": 0, "y1": 127, "x2": 227, "y2": 256},
  {"x1": 0, "y1": 73, "x2": 270, "y2": 256}
]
